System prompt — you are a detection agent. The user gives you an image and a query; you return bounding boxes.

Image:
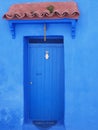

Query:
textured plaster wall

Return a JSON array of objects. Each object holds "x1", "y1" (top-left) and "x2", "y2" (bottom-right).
[{"x1": 0, "y1": 0, "x2": 98, "y2": 130}]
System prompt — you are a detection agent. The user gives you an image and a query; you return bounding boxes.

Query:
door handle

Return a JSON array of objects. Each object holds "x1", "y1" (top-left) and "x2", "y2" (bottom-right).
[{"x1": 29, "y1": 81, "x2": 32, "y2": 85}]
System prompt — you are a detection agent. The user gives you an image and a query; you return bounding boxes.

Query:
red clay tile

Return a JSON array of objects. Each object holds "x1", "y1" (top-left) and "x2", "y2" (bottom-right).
[{"x1": 3, "y1": 2, "x2": 80, "y2": 20}]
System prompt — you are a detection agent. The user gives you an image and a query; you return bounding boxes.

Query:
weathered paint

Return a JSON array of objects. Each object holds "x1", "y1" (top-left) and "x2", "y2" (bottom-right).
[{"x1": 0, "y1": 0, "x2": 98, "y2": 130}]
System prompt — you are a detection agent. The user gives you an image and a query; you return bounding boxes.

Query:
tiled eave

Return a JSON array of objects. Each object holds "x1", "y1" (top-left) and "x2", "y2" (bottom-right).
[
  {"x1": 3, "y1": 2, "x2": 80, "y2": 39},
  {"x1": 3, "y1": 2, "x2": 80, "y2": 20}
]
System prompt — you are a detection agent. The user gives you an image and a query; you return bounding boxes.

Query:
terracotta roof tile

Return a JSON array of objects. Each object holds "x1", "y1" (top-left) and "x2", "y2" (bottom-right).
[{"x1": 3, "y1": 2, "x2": 80, "y2": 20}]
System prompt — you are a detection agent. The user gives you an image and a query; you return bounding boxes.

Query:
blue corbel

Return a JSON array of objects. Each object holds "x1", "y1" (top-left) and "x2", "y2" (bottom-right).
[
  {"x1": 72, "y1": 20, "x2": 77, "y2": 39},
  {"x1": 8, "y1": 19, "x2": 78, "y2": 39},
  {"x1": 9, "y1": 22, "x2": 15, "y2": 39}
]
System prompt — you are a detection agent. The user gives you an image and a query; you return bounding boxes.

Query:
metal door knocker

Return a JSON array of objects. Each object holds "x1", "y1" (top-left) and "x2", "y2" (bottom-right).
[{"x1": 45, "y1": 51, "x2": 49, "y2": 60}]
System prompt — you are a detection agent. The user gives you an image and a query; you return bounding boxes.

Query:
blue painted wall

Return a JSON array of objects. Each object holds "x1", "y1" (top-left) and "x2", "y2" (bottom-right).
[{"x1": 0, "y1": 0, "x2": 98, "y2": 130}]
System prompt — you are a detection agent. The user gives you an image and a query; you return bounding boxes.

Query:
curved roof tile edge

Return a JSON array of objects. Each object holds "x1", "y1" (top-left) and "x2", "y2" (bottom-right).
[{"x1": 3, "y1": 2, "x2": 80, "y2": 20}]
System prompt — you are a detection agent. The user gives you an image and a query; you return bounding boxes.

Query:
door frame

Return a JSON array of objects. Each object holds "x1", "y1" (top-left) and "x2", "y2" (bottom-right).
[{"x1": 23, "y1": 36, "x2": 65, "y2": 124}]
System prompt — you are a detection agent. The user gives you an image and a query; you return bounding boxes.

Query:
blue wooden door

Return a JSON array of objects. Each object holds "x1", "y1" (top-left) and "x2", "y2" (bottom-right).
[{"x1": 28, "y1": 38, "x2": 64, "y2": 124}]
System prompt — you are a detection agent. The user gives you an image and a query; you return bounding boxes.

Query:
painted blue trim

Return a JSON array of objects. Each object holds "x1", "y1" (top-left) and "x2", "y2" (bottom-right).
[
  {"x1": 8, "y1": 19, "x2": 77, "y2": 39},
  {"x1": 23, "y1": 37, "x2": 30, "y2": 123}
]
